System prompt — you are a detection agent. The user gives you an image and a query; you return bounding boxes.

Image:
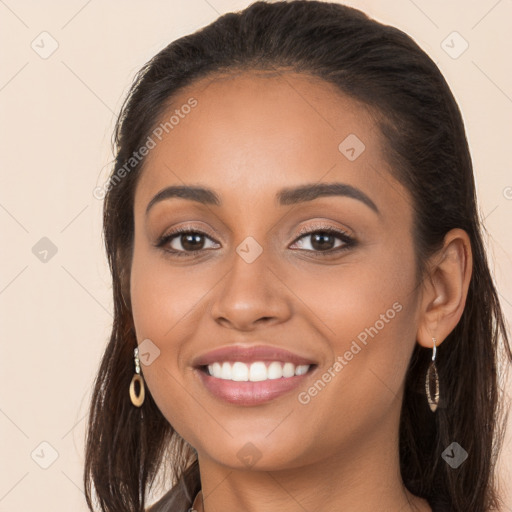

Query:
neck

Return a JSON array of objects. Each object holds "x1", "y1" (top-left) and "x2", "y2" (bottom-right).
[{"x1": 192, "y1": 412, "x2": 431, "y2": 512}]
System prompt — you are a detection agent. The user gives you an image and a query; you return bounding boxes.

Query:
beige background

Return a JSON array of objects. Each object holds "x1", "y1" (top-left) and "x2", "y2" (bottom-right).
[{"x1": 0, "y1": 0, "x2": 511, "y2": 510}]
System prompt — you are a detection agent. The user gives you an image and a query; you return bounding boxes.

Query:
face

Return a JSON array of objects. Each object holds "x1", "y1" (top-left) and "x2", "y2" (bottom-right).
[{"x1": 130, "y1": 71, "x2": 422, "y2": 471}]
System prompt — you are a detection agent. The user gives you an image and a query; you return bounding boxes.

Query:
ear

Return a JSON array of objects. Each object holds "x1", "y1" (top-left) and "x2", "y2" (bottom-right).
[{"x1": 416, "y1": 228, "x2": 473, "y2": 349}]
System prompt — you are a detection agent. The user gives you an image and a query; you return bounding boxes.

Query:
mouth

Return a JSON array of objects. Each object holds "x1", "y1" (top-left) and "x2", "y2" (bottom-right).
[
  {"x1": 192, "y1": 344, "x2": 319, "y2": 406},
  {"x1": 198, "y1": 360, "x2": 316, "y2": 381}
]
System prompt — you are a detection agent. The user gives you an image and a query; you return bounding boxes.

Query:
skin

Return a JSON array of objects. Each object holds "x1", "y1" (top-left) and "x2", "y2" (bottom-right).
[{"x1": 130, "y1": 71, "x2": 472, "y2": 512}]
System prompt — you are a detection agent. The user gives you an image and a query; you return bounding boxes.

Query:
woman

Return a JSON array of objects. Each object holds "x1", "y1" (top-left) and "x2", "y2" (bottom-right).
[{"x1": 84, "y1": 1, "x2": 512, "y2": 511}]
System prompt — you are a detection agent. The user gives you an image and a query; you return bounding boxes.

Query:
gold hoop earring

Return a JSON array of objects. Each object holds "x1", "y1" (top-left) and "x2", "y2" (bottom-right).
[
  {"x1": 425, "y1": 337, "x2": 440, "y2": 412},
  {"x1": 129, "y1": 347, "x2": 145, "y2": 407}
]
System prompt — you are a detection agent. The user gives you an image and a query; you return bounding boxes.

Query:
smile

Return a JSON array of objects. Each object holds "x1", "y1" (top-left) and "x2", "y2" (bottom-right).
[
  {"x1": 204, "y1": 360, "x2": 311, "y2": 381},
  {"x1": 192, "y1": 344, "x2": 318, "y2": 405},
  {"x1": 195, "y1": 362, "x2": 317, "y2": 406}
]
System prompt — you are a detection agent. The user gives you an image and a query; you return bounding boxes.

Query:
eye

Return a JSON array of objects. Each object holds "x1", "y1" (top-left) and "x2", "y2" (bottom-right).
[
  {"x1": 155, "y1": 227, "x2": 220, "y2": 257},
  {"x1": 155, "y1": 223, "x2": 356, "y2": 258},
  {"x1": 289, "y1": 224, "x2": 356, "y2": 255}
]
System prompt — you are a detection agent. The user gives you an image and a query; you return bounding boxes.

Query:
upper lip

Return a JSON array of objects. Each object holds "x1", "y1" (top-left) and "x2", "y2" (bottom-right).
[{"x1": 192, "y1": 344, "x2": 318, "y2": 367}]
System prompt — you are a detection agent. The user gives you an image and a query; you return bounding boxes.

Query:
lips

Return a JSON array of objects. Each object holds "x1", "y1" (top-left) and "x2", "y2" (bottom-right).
[{"x1": 191, "y1": 344, "x2": 318, "y2": 406}]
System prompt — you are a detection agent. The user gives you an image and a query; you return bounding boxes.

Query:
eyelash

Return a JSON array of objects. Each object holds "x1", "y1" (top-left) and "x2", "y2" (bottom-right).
[{"x1": 155, "y1": 223, "x2": 356, "y2": 258}]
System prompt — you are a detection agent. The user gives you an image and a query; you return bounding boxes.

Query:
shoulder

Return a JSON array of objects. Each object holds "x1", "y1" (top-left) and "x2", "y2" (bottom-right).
[
  {"x1": 146, "y1": 484, "x2": 197, "y2": 512},
  {"x1": 147, "y1": 462, "x2": 201, "y2": 511},
  {"x1": 145, "y1": 488, "x2": 181, "y2": 512}
]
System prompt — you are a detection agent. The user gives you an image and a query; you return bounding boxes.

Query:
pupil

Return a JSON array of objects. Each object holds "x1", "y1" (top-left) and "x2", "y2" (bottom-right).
[
  {"x1": 311, "y1": 232, "x2": 334, "y2": 251},
  {"x1": 182, "y1": 233, "x2": 203, "y2": 251}
]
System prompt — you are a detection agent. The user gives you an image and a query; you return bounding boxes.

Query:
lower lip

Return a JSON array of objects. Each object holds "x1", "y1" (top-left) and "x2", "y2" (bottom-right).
[{"x1": 195, "y1": 366, "x2": 316, "y2": 406}]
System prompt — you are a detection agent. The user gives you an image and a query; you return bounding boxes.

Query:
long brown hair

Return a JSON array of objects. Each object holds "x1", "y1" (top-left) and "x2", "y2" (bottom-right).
[{"x1": 84, "y1": 1, "x2": 512, "y2": 510}]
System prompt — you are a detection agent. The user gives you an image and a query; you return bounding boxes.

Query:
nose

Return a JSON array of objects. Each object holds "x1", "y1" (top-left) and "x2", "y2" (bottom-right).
[{"x1": 209, "y1": 245, "x2": 293, "y2": 331}]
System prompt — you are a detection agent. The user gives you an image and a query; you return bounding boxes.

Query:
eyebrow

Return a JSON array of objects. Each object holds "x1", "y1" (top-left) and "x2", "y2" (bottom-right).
[{"x1": 145, "y1": 182, "x2": 380, "y2": 215}]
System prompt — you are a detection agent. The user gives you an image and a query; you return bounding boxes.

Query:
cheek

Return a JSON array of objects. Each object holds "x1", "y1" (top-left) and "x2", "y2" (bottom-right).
[
  {"x1": 283, "y1": 251, "x2": 419, "y2": 458},
  {"x1": 287, "y1": 240, "x2": 417, "y2": 353},
  {"x1": 130, "y1": 225, "x2": 219, "y2": 342},
  {"x1": 131, "y1": 257, "x2": 205, "y2": 341},
  {"x1": 288, "y1": 239, "x2": 419, "y2": 405},
  {"x1": 129, "y1": 242, "x2": 221, "y2": 433}
]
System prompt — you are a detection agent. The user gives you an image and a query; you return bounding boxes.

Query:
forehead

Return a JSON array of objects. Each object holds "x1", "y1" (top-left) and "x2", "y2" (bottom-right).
[{"x1": 135, "y1": 70, "x2": 392, "y2": 212}]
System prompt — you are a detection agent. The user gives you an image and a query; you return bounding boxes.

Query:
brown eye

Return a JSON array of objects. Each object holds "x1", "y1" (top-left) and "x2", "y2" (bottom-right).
[
  {"x1": 309, "y1": 232, "x2": 337, "y2": 251},
  {"x1": 179, "y1": 233, "x2": 206, "y2": 251},
  {"x1": 290, "y1": 227, "x2": 355, "y2": 254},
  {"x1": 156, "y1": 229, "x2": 220, "y2": 256}
]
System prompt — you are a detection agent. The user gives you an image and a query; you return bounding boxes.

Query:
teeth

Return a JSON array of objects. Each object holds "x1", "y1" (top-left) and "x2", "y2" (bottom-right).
[
  {"x1": 295, "y1": 364, "x2": 309, "y2": 376},
  {"x1": 267, "y1": 361, "x2": 283, "y2": 379},
  {"x1": 283, "y1": 362, "x2": 295, "y2": 378},
  {"x1": 221, "y1": 362, "x2": 231, "y2": 379},
  {"x1": 206, "y1": 361, "x2": 311, "y2": 381},
  {"x1": 249, "y1": 361, "x2": 267, "y2": 382},
  {"x1": 232, "y1": 362, "x2": 248, "y2": 381},
  {"x1": 212, "y1": 362, "x2": 222, "y2": 377}
]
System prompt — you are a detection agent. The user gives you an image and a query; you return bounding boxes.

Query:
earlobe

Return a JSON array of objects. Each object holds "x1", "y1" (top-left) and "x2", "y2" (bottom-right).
[{"x1": 416, "y1": 228, "x2": 473, "y2": 349}]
